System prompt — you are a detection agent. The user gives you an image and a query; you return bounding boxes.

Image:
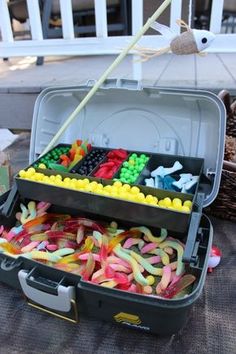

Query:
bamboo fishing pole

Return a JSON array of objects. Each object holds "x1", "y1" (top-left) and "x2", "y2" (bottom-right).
[{"x1": 42, "y1": 0, "x2": 172, "y2": 155}]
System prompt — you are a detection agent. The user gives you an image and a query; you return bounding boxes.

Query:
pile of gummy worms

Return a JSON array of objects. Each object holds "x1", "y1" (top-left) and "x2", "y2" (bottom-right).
[{"x1": 0, "y1": 201, "x2": 196, "y2": 299}]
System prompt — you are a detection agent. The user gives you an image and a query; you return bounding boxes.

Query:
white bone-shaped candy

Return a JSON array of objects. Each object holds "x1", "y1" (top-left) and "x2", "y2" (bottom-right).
[
  {"x1": 145, "y1": 178, "x2": 155, "y2": 187},
  {"x1": 182, "y1": 176, "x2": 199, "y2": 193},
  {"x1": 151, "y1": 161, "x2": 183, "y2": 178},
  {"x1": 172, "y1": 173, "x2": 192, "y2": 190}
]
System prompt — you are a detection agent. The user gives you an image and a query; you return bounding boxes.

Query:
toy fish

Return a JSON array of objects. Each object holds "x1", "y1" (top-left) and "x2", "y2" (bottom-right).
[{"x1": 135, "y1": 19, "x2": 215, "y2": 61}]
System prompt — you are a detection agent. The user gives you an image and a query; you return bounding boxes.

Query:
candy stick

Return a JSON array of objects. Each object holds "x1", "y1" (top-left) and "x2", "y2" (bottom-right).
[
  {"x1": 41, "y1": 0, "x2": 173, "y2": 154},
  {"x1": 129, "y1": 250, "x2": 162, "y2": 276}
]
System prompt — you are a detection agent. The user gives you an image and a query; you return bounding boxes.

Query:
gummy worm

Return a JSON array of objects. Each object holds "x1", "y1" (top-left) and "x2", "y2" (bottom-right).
[
  {"x1": 114, "y1": 244, "x2": 152, "y2": 286},
  {"x1": 158, "y1": 240, "x2": 185, "y2": 275},
  {"x1": 141, "y1": 242, "x2": 158, "y2": 254},
  {"x1": 149, "y1": 248, "x2": 170, "y2": 265},
  {"x1": 22, "y1": 251, "x2": 61, "y2": 262},
  {"x1": 130, "y1": 226, "x2": 167, "y2": 243},
  {"x1": 129, "y1": 250, "x2": 163, "y2": 276},
  {"x1": 156, "y1": 265, "x2": 172, "y2": 294}
]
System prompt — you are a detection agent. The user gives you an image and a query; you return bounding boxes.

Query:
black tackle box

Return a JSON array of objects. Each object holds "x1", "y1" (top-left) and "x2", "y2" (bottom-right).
[{"x1": 0, "y1": 79, "x2": 226, "y2": 335}]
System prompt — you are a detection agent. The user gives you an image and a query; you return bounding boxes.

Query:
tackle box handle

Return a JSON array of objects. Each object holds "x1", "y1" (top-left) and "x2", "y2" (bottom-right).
[
  {"x1": 1, "y1": 183, "x2": 19, "y2": 217},
  {"x1": 18, "y1": 269, "x2": 76, "y2": 314},
  {"x1": 183, "y1": 193, "x2": 204, "y2": 263},
  {"x1": 182, "y1": 212, "x2": 201, "y2": 264},
  {"x1": 0, "y1": 190, "x2": 10, "y2": 214}
]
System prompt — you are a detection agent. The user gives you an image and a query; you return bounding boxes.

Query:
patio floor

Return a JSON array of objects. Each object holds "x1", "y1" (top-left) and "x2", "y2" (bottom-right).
[
  {"x1": 1, "y1": 53, "x2": 236, "y2": 129},
  {"x1": 1, "y1": 53, "x2": 236, "y2": 91}
]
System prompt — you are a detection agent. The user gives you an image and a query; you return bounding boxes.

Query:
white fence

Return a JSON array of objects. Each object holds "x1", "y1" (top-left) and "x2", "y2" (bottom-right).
[{"x1": 0, "y1": 0, "x2": 236, "y2": 58}]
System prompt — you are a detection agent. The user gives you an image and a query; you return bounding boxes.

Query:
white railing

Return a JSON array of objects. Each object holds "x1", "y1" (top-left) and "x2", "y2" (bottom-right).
[{"x1": 0, "y1": 0, "x2": 236, "y2": 65}]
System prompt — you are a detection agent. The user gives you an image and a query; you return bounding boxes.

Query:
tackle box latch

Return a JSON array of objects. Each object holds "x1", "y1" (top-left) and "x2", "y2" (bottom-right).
[{"x1": 18, "y1": 268, "x2": 78, "y2": 323}]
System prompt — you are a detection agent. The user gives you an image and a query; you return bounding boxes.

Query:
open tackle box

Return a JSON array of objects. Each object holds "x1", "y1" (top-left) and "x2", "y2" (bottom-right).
[{"x1": 0, "y1": 80, "x2": 226, "y2": 335}]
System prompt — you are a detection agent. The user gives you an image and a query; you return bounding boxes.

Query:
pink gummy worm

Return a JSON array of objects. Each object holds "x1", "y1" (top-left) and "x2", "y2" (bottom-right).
[
  {"x1": 0, "y1": 225, "x2": 4, "y2": 235},
  {"x1": 141, "y1": 242, "x2": 158, "y2": 254},
  {"x1": 78, "y1": 253, "x2": 100, "y2": 262},
  {"x1": 145, "y1": 255, "x2": 161, "y2": 264},
  {"x1": 109, "y1": 264, "x2": 130, "y2": 273},
  {"x1": 156, "y1": 265, "x2": 172, "y2": 294},
  {"x1": 107, "y1": 255, "x2": 131, "y2": 269},
  {"x1": 166, "y1": 237, "x2": 185, "y2": 248},
  {"x1": 91, "y1": 269, "x2": 104, "y2": 281},
  {"x1": 46, "y1": 244, "x2": 58, "y2": 251},
  {"x1": 127, "y1": 284, "x2": 137, "y2": 293},
  {"x1": 21, "y1": 241, "x2": 40, "y2": 253},
  {"x1": 123, "y1": 238, "x2": 140, "y2": 249},
  {"x1": 5, "y1": 231, "x2": 16, "y2": 242},
  {"x1": 170, "y1": 273, "x2": 182, "y2": 286}
]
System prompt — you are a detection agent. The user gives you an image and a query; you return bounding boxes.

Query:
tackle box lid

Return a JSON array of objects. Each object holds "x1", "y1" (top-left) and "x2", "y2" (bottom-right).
[{"x1": 29, "y1": 79, "x2": 226, "y2": 208}]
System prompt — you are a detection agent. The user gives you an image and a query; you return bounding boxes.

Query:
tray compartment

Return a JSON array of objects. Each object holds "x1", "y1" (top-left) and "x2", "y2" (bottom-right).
[
  {"x1": 16, "y1": 170, "x2": 195, "y2": 233},
  {"x1": 138, "y1": 153, "x2": 204, "y2": 193},
  {"x1": 91, "y1": 148, "x2": 129, "y2": 179},
  {"x1": 70, "y1": 147, "x2": 108, "y2": 176},
  {"x1": 0, "y1": 193, "x2": 212, "y2": 335}
]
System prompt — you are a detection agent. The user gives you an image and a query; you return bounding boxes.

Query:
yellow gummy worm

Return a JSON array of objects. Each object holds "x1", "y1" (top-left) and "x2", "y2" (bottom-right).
[
  {"x1": 158, "y1": 240, "x2": 184, "y2": 275},
  {"x1": 22, "y1": 251, "x2": 61, "y2": 262},
  {"x1": 130, "y1": 226, "x2": 167, "y2": 243},
  {"x1": 114, "y1": 244, "x2": 152, "y2": 286},
  {"x1": 129, "y1": 250, "x2": 163, "y2": 276},
  {"x1": 100, "y1": 280, "x2": 117, "y2": 288},
  {"x1": 150, "y1": 248, "x2": 170, "y2": 265}
]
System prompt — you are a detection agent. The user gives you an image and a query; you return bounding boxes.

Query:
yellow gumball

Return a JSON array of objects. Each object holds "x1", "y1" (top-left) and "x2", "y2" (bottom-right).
[
  {"x1": 122, "y1": 184, "x2": 131, "y2": 191},
  {"x1": 131, "y1": 186, "x2": 140, "y2": 195},
  {"x1": 64, "y1": 177, "x2": 71, "y2": 183},
  {"x1": 181, "y1": 206, "x2": 191, "y2": 213},
  {"x1": 19, "y1": 170, "x2": 26, "y2": 178},
  {"x1": 38, "y1": 163, "x2": 46, "y2": 169},
  {"x1": 163, "y1": 197, "x2": 172, "y2": 207},
  {"x1": 104, "y1": 185, "x2": 112, "y2": 192},
  {"x1": 137, "y1": 192, "x2": 145, "y2": 202},
  {"x1": 184, "y1": 200, "x2": 192, "y2": 209},
  {"x1": 27, "y1": 167, "x2": 35, "y2": 174},
  {"x1": 146, "y1": 194, "x2": 154, "y2": 203},
  {"x1": 172, "y1": 198, "x2": 182, "y2": 207},
  {"x1": 113, "y1": 181, "x2": 122, "y2": 188}
]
